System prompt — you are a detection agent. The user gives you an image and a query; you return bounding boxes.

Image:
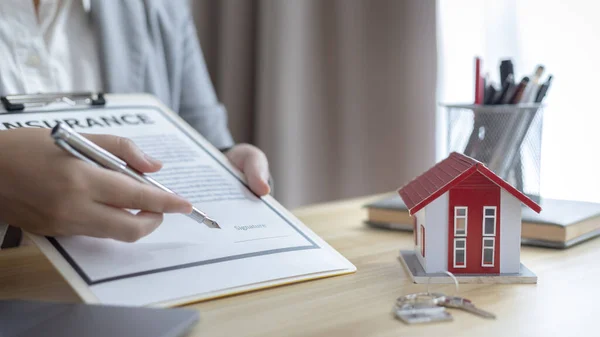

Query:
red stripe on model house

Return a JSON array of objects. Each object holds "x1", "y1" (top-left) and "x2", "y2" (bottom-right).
[{"x1": 447, "y1": 171, "x2": 500, "y2": 274}]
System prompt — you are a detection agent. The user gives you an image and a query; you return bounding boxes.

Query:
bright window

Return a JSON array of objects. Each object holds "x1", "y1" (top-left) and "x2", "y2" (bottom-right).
[
  {"x1": 454, "y1": 206, "x2": 468, "y2": 236},
  {"x1": 482, "y1": 237, "x2": 495, "y2": 267},
  {"x1": 482, "y1": 206, "x2": 496, "y2": 236},
  {"x1": 438, "y1": 0, "x2": 600, "y2": 205},
  {"x1": 453, "y1": 238, "x2": 466, "y2": 268}
]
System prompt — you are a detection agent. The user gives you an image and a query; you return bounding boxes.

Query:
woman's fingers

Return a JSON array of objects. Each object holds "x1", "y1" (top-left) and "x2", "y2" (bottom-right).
[
  {"x1": 0, "y1": 129, "x2": 182, "y2": 241},
  {"x1": 225, "y1": 144, "x2": 271, "y2": 196},
  {"x1": 85, "y1": 134, "x2": 162, "y2": 173},
  {"x1": 88, "y1": 166, "x2": 193, "y2": 214},
  {"x1": 72, "y1": 203, "x2": 164, "y2": 242},
  {"x1": 242, "y1": 150, "x2": 271, "y2": 196}
]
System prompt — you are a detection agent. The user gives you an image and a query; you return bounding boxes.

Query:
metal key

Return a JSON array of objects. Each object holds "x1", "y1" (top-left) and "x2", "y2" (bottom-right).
[
  {"x1": 394, "y1": 292, "x2": 454, "y2": 324},
  {"x1": 394, "y1": 301, "x2": 453, "y2": 324},
  {"x1": 396, "y1": 292, "x2": 446, "y2": 306},
  {"x1": 395, "y1": 308, "x2": 453, "y2": 324},
  {"x1": 438, "y1": 296, "x2": 496, "y2": 319}
]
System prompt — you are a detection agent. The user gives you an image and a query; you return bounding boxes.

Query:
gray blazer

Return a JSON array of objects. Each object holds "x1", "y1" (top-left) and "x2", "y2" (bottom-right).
[
  {"x1": 1, "y1": 0, "x2": 234, "y2": 149},
  {"x1": 92, "y1": 0, "x2": 234, "y2": 149}
]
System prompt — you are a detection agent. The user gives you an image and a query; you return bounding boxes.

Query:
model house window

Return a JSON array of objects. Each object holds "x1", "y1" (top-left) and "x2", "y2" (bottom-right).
[
  {"x1": 420, "y1": 225, "x2": 425, "y2": 257},
  {"x1": 482, "y1": 237, "x2": 495, "y2": 267},
  {"x1": 483, "y1": 206, "x2": 496, "y2": 236},
  {"x1": 453, "y1": 238, "x2": 466, "y2": 268},
  {"x1": 454, "y1": 207, "x2": 468, "y2": 236}
]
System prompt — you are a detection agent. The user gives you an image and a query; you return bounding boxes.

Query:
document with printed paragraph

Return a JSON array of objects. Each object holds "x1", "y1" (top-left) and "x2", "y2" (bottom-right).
[{"x1": 0, "y1": 94, "x2": 355, "y2": 307}]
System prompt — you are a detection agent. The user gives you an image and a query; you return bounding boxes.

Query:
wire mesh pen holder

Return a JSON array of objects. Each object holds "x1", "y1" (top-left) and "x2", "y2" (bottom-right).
[{"x1": 442, "y1": 103, "x2": 544, "y2": 203}]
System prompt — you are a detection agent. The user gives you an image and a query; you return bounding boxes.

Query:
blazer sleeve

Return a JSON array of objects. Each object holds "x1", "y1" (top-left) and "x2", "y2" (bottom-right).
[{"x1": 177, "y1": 14, "x2": 235, "y2": 150}]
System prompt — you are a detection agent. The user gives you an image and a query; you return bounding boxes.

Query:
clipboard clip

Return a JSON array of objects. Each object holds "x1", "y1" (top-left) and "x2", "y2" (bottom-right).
[{"x1": 1, "y1": 92, "x2": 106, "y2": 112}]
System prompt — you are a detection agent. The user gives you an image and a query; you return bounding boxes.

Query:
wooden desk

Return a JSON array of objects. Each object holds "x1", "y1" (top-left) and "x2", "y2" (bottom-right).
[{"x1": 1, "y1": 194, "x2": 599, "y2": 336}]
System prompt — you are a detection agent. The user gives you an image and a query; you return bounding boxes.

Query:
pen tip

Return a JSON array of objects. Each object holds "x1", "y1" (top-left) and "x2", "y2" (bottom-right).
[{"x1": 203, "y1": 217, "x2": 221, "y2": 229}]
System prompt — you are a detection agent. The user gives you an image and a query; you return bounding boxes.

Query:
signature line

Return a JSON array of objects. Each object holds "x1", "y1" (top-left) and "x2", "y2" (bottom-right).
[{"x1": 235, "y1": 235, "x2": 290, "y2": 243}]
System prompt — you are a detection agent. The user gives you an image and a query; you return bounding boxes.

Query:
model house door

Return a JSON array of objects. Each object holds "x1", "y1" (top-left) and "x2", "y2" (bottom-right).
[{"x1": 447, "y1": 172, "x2": 500, "y2": 274}]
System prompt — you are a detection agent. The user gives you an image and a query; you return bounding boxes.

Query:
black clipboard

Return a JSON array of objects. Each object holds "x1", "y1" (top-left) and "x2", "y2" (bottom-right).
[{"x1": 1, "y1": 92, "x2": 106, "y2": 112}]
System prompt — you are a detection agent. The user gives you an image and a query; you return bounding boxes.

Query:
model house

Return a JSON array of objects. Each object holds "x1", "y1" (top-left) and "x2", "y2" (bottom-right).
[{"x1": 398, "y1": 152, "x2": 541, "y2": 276}]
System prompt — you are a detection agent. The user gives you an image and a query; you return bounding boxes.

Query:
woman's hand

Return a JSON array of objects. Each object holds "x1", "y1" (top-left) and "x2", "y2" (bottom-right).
[
  {"x1": 224, "y1": 144, "x2": 271, "y2": 196},
  {"x1": 0, "y1": 128, "x2": 192, "y2": 242}
]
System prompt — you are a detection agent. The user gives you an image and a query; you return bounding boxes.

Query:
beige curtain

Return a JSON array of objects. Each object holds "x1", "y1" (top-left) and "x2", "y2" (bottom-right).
[{"x1": 192, "y1": 0, "x2": 438, "y2": 208}]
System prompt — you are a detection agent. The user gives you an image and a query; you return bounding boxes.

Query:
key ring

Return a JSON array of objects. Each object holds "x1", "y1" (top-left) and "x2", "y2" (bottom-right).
[
  {"x1": 427, "y1": 271, "x2": 460, "y2": 297},
  {"x1": 394, "y1": 292, "x2": 446, "y2": 317},
  {"x1": 396, "y1": 271, "x2": 460, "y2": 307}
]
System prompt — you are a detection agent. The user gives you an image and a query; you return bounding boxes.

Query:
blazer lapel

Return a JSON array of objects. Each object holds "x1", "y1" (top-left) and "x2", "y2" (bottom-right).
[{"x1": 89, "y1": 0, "x2": 146, "y2": 93}]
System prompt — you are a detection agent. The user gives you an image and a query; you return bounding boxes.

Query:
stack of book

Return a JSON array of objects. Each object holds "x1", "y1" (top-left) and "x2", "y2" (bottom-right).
[{"x1": 364, "y1": 193, "x2": 600, "y2": 249}]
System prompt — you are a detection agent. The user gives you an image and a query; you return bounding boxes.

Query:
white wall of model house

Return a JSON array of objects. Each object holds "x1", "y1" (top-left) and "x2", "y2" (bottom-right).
[
  {"x1": 414, "y1": 192, "x2": 449, "y2": 274},
  {"x1": 500, "y1": 189, "x2": 522, "y2": 273},
  {"x1": 424, "y1": 192, "x2": 449, "y2": 273},
  {"x1": 414, "y1": 208, "x2": 426, "y2": 269}
]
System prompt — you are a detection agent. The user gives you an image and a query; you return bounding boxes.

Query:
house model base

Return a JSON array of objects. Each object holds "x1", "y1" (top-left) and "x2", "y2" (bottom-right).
[{"x1": 398, "y1": 250, "x2": 537, "y2": 284}]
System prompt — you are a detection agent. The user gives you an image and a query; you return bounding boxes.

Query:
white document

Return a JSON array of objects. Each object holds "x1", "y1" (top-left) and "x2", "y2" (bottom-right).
[{"x1": 0, "y1": 95, "x2": 355, "y2": 306}]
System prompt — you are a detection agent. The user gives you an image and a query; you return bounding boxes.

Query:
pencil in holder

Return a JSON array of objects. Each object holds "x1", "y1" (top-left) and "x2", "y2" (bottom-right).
[{"x1": 442, "y1": 103, "x2": 544, "y2": 203}]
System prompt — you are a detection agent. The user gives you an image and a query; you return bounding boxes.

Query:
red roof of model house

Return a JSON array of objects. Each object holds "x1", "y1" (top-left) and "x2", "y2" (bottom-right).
[{"x1": 398, "y1": 152, "x2": 542, "y2": 215}]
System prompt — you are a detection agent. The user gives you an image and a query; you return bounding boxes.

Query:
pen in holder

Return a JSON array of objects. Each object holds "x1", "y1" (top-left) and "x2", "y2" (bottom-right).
[{"x1": 442, "y1": 103, "x2": 544, "y2": 203}]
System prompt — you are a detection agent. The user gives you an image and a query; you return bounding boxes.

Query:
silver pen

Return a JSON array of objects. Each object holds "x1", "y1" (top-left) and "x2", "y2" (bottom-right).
[{"x1": 50, "y1": 122, "x2": 220, "y2": 229}]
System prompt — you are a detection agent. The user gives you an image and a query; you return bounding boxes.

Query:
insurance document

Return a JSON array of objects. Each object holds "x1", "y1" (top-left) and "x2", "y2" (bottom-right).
[{"x1": 0, "y1": 95, "x2": 355, "y2": 306}]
